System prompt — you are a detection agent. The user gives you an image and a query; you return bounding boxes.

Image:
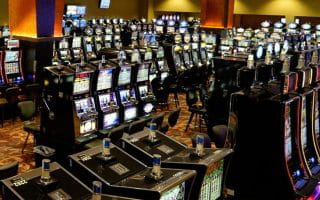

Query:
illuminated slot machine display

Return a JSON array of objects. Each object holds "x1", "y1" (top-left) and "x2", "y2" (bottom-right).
[
  {"x1": 104, "y1": 24, "x2": 113, "y2": 48},
  {"x1": 91, "y1": 59, "x2": 120, "y2": 131},
  {"x1": 243, "y1": 28, "x2": 253, "y2": 39},
  {"x1": 120, "y1": 127, "x2": 232, "y2": 200},
  {"x1": 136, "y1": 47, "x2": 156, "y2": 116},
  {"x1": 274, "y1": 21, "x2": 285, "y2": 33},
  {"x1": 83, "y1": 27, "x2": 97, "y2": 61},
  {"x1": 71, "y1": 67, "x2": 99, "y2": 143},
  {"x1": 260, "y1": 20, "x2": 271, "y2": 34},
  {"x1": 130, "y1": 24, "x2": 139, "y2": 47},
  {"x1": 236, "y1": 40, "x2": 251, "y2": 55},
  {"x1": 288, "y1": 23, "x2": 299, "y2": 35},
  {"x1": 94, "y1": 26, "x2": 104, "y2": 53},
  {"x1": 179, "y1": 21, "x2": 189, "y2": 35},
  {"x1": 182, "y1": 33, "x2": 193, "y2": 70},
  {"x1": 219, "y1": 38, "x2": 233, "y2": 55},
  {"x1": 167, "y1": 20, "x2": 176, "y2": 34},
  {"x1": 69, "y1": 143, "x2": 196, "y2": 200},
  {"x1": 79, "y1": 18, "x2": 87, "y2": 31},
  {"x1": 3, "y1": 39, "x2": 24, "y2": 84},
  {"x1": 71, "y1": 36, "x2": 83, "y2": 63},
  {"x1": 155, "y1": 46, "x2": 169, "y2": 82},
  {"x1": 57, "y1": 38, "x2": 72, "y2": 64},
  {"x1": 301, "y1": 23, "x2": 312, "y2": 36},
  {"x1": 191, "y1": 32, "x2": 202, "y2": 68}
]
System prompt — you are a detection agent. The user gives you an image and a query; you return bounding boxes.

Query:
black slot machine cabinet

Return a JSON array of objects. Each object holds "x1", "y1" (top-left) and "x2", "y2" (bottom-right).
[
  {"x1": 69, "y1": 143, "x2": 196, "y2": 200},
  {"x1": 57, "y1": 38, "x2": 72, "y2": 64},
  {"x1": 116, "y1": 49, "x2": 139, "y2": 123},
  {"x1": 83, "y1": 27, "x2": 97, "y2": 61},
  {"x1": 293, "y1": 53, "x2": 320, "y2": 180},
  {"x1": 135, "y1": 47, "x2": 156, "y2": 117},
  {"x1": 155, "y1": 46, "x2": 169, "y2": 83},
  {"x1": 94, "y1": 26, "x2": 105, "y2": 53},
  {"x1": 104, "y1": 24, "x2": 113, "y2": 49},
  {"x1": 0, "y1": 51, "x2": 6, "y2": 86},
  {"x1": 91, "y1": 59, "x2": 120, "y2": 132},
  {"x1": 71, "y1": 36, "x2": 84, "y2": 63},
  {"x1": 3, "y1": 39, "x2": 24, "y2": 85},
  {"x1": 228, "y1": 57, "x2": 319, "y2": 199},
  {"x1": 120, "y1": 128, "x2": 233, "y2": 200},
  {"x1": 1, "y1": 162, "x2": 137, "y2": 200}
]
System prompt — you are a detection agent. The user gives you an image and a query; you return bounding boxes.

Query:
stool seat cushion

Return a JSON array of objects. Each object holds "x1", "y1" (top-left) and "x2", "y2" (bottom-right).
[{"x1": 23, "y1": 121, "x2": 40, "y2": 132}]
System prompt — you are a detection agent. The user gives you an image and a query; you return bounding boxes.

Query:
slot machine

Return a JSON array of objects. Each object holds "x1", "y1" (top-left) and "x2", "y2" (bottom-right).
[
  {"x1": 155, "y1": 19, "x2": 164, "y2": 35},
  {"x1": 179, "y1": 21, "x2": 189, "y2": 35},
  {"x1": 83, "y1": 27, "x2": 97, "y2": 61},
  {"x1": 113, "y1": 19, "x2": 122, "y2": 49},
  {"x1": 42, "y1": 63, "x2": 98, "y2": 148},
  {"x1": 94, "y1": 26, "x2": 105, "y2": 53},
  {"x1": 0, "y1": 51, "x2": 5, "y2": 86},
  {"x1": 130, "y1": 24, "x2": 139, "y2": 47},
  {"x1": 112, "y1": 50, "x2": 139, "y2": 123},
  {"x1": 79, "y1": 18, "x2": 87, "y2": 32},
  {"x1": 69, "y1": 143, "x2": 196, "y2": 200},
  {"x1": 260, "y1": 20, "x2": 271, "y2": 35},
  {"x1": 191, "y1": 32, "x2": 202, "y2": 68},
  {"x1": 219, "y1": 38, "x2": 233, "y2": 56},
  {"x1": 136, "y1": 47, "x2": 156, "y2": 116},
  {"x1": 57, "y1": 38, "x2": 72, "y2": 64},
  {"x1": 182, "y1": 33, "x2": 193, "y2": 70},
  {"x1": 274, "y1": 21, "x2": 285, "y2": 33},
  {"x1": 166, "y1": 20, "x2": 176, "y2": 34},
  {"x1": 120, "y1": 128, "x2": 232, "y2": 200},
  {"x1": 301, "y1": 23, "x2": 312, "y2": 36},
  {"x1": 104, "y1": 24, "x2": 113, "y2": 49},
  {"x1": 71, "y1": 36, "x2": 83, "y2": 63},
  {"x1": 205, "y1": 32, "x2": 216, "y2": 61},
  {"x1": 91, "y1": 59, "x2": 120, "y2": 132},
  {"x1": 155, "y1": 46, "x2": 169, "y2": 82},
  {"x1": 3, "y1": 39, "x2": 24, "y2": 85},
  {"x1": 167, "y1": 34, "x2": 184, "y2": 76},
  {"x1": 227, "y1": 56, "x2": 320, "y2": 199},
  {"x1": 316, "y1": 25, "x2": 320, "y2": 47}
]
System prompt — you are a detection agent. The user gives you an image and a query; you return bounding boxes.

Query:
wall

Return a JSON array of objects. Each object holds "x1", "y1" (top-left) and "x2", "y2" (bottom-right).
[
  {"x1": 234, "y1": 0, "x2": 320, "y2": 23},
  {"x1": 153, "y1": 0, "x2": 200, "y2": 13},
  {"x1": 65, "y1": 0, "x2": 147, "y2": 19},
  {"x1": 0, "y1": 0, "x2": 8, "y2": 25}
]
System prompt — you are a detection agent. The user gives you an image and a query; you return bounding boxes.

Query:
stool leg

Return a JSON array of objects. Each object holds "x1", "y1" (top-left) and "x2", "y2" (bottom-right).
[
  {"x1": 185, "y1": 112, "x2": 195, "y2": 132},
  {"x1": 22, "y1": 132, "x2": 30, "y2": 153}
]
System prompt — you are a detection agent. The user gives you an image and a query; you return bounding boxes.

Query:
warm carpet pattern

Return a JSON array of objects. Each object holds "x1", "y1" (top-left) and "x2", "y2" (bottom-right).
[{"x1": 0, "y1": 93, "x2": 205, "y2": 174}]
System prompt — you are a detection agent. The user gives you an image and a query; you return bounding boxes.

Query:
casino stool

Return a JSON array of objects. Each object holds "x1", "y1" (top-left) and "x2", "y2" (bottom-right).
[
  {"x1": 191, "y1": 133, "x2": 212, "y2": 148},
  {"x1": 0, "y1": 98, "x2": 8, "y2": 127},
  {"x1": 185, "y1": 88, "x2": 206, "y2": 133},
  {"x1": 18, "y1": 101, "x2": 41, "y2": 153},
  {"x1": 5, "y1": 87, "x2": 21, "y2": 123},
  {"x1": 127, "y1": 118, "x2": 149, "y2": 135},
  {"x1": 25, "y1": 83, "x2": 41, "y2": 112},
  {"x1": 160, "y1": 108, "x2": 181, "y2": 134},
  {"x1": 211, "y1": 125, "x2": 229, "y2": 148},
  {"x1": 148, "y1": 113, "x2": 165, "y2": 130}
]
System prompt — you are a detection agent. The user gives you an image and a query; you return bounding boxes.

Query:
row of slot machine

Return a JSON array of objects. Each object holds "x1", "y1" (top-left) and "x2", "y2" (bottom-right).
[
  {"x1": 0, "y1": 39, "x2": 24, "y2": 87},
  {"x1": 225, "y1": 41, "x2": 320, "y2": 199},
  {"x1": 45, "y1": 47, "x2": 164, "y2": 145}
]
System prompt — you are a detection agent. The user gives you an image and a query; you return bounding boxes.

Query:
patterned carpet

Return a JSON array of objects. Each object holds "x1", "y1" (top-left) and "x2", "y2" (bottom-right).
[{"x1": 0, "y1": 93, "x2": 204, "y2": 174}]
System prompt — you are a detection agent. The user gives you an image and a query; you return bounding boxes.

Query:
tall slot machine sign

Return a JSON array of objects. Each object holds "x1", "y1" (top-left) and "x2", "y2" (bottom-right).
[{"x1": 3, "y1": 39, "x2": 24, "y2": 84}]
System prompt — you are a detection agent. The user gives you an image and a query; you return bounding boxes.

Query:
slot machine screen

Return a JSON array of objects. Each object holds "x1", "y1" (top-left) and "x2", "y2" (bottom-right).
[
  {"x1": 285, "y1": 104, "x2": 292, "y2": 161},
  {"x1": 103, "y1": 112, "x2": 119, "y2": 129},
  {"x1": 72, "y1": 37, "x2": 81, "y2": 48},
  {"x1": 155, "y1": 26, "x2": 163, "y2": 33},
  {"x1": 143, "y1": 103, "x2": 154, "y2": 114},
  {"x1": 66, "y1": 5, "x2": 77, "y2": 15},
  {"x1": 99, "y1": 0, "x2": 111, "y2": 9},
  {"x1": 99, "y1": 93, "x2": 116, "y2": 107},
  {"x1": 167, "y1": 26, "x2": 175, "y2": 33},
  {"x1": 131, "y1": 52, "x2": 140, "y2": 63},
  {"x1": 137, "y1": 65, "x2": 149, "y2": 82},
  {"x1": 97, "y1": 69, "x2": 113, "y2": 91},
  {"x1": 80, "y1": 119, "x2": 97, "y2": 135},
  {"x1": 160, "y1": 182, "x2": 185, "y2": 200},
  {"x1": 157, "y1": 49, "x2": 164, "y2": 59},
  {"x1": 86, "y1": 44, "x2": 93, "y2": 52},
  {"x1": 192, "y1": 43, "x2": 198, "y2": 49},
  {"x1": 124, "y1": 107, "x2": 137, "y2": 122},
  {"x1": 73, "y1": 20, "x2": 80, "y2": 28},
  {"x1": 138, "y1": 85, "x2": 148, "y2": 98},
  {"x1": 145, "y1": 51, "x2": 153, "y2": 61},
  {"x1": 161, "y1": 72, "x2": 168, "y2": 81},
  {"x1": 80, "y1": 19, "x2": 87, "y2": 28},
  {"x1": 105, "y1": 35, "x2": 112, "y2": 41},
  {"x1": 76, "y1": 6, "x2": 86, "y2": 16},
  {"x1": 120, "y1": 90, "x2": 130, "y2": 103},
  {"x1": 73, "y1": 73, "x2": 91, "y2": 95},
  {"x1": 114, "y1": 35, "x2": 120, "y2": 41},
  {"x1": 5, "y1": 51, "x2": 19, "y2": 62},
  {"x1": 5, "y1": 63, "x2": 19, "y2": 74},
  {"x1": 118, "y1": 66, "x2": 131, "y2": 86}
]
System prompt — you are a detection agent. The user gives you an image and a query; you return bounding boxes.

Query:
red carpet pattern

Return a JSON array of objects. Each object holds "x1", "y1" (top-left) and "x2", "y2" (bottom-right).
[{"x1": 0, "y1": 93, "x2": 205, "y2": 174}]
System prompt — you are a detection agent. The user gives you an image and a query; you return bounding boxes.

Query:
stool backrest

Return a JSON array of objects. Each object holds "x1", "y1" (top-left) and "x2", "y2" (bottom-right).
[
  {"x1": 109, "y1": 125, "x2": 126, "y2": 144},
  {"x1": 150, "y1": 113, "x2": 165, "y2": 130},
  {"x1": 168, "y1": 108, "x2": 181, "y2": 127},
  {"x1": 17, "y1": 101, "x2": 36, "y2": 121},
  {"x1": 5, "y1": 87, "x2": 20, "y2": 105},
  {"x1": 128, "y1": 118, "x2": 148, "y2": 135},
  {"x1": 0, "y1": 161, "x2": 19, "y2": 180}
]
